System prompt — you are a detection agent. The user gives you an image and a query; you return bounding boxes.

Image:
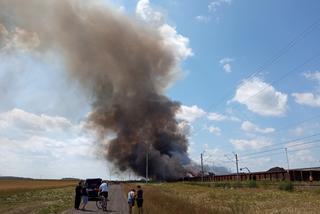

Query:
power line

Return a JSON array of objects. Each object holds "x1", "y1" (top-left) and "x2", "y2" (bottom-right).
[
  {"x1": 242, "y1": 53, "x2": 320, "y2": 105},
  {"x1": 191, "y1": 50, "x2": 320, "y2": 137},
  {"x1": 287, "y1": 144, "x2": 320, "y2": 153},
  {"x1": 241, "y1": 138, "x2": 320, "y2": 159},
  {"x1": 193, "y1": 17, "x2": 320, "y2": 170},
  {"x1": 196, "y1": 15, "x2": 320, "y2": 120},
  {"x1": 272, "y1": 113, "x2": 320, "y2": 135},
  {"x1": 240, "y1": 132, "x2": 320, "y2": 157},
  {"x1": 240, "y1": 139, "x2": 320, "y2": 161},
  {"x1": 219, "y1": 53, "x2": 320, "y2": 129},
  {"x1": 238, "y1": 144, "x2": 320, "y2": 166}
]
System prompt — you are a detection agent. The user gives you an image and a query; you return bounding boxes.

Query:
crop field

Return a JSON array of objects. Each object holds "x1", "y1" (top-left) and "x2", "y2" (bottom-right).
[
  {"x1": 0, "y1": 179, "x2": 77, "y2": 214},
  {"x1": 2, "y1": 180, "x2": 320, "y2": 214},
  {"x1": 124, "y1": 182, "x2": 320, "y2": 214}
]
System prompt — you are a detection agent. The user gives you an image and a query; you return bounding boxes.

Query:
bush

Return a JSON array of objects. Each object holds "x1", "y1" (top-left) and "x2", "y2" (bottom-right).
[
  {"x1": 232, "y1": 182, "x2": 243, "y2": 188},
  {"x1": 214, "y1": 182, "x2": 231, "y2": 188},
  {"x1": 278, "y1": 182, "x2": 294, "y2": 192},
  {"x1": 247, "y1": 180, "x2": 258, "y2": 188}
]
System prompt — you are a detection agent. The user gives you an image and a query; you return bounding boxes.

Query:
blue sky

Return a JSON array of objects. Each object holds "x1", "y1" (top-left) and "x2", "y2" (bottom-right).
[{"x1": 1, "y1": 0, "x2": 320, "y2": 178}]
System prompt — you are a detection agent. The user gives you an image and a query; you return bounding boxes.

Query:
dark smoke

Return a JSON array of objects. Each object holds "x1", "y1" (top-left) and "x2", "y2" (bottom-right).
[{"x1": 0, "y1": 0, "x2": 190, "y2": 179}]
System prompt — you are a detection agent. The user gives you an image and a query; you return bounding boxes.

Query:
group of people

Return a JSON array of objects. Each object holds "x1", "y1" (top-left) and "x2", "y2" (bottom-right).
[
  {"x1": 74, "y1": 180, "x2": 144, "y2": 214},
  {"x1": 128, "y1": 185, "x2": 144, "y2": 214},
  {"x1": 74, "y1": 180, "x2": 109, "y2": 211}
]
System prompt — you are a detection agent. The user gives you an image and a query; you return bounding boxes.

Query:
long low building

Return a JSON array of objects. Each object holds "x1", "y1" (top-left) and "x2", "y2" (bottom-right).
[{"x1": 183, "y1": 167, "x2": 320, "y2": 182}]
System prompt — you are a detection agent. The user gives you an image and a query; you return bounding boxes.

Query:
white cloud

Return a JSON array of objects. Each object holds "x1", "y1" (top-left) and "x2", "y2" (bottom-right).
[
  {"x1": 207, "y1": 112, "x2": 226, "y2": 121},
  {"x1": 292, "y1": 93, "x2": 320, "y2": 107},
  {"x1": 303, "y1": 71, "x2": 320, "y2": 82},
  {"x1": 291, "y1": 126, "x2": 305, "y2": 136},
  {"x1": 195, "y1": 15, "x2": 211, "y2": 23},
  {"x1": 136, "y1": 0, "x2": 193, "y2": 61},
  {"x1": 223, "y1": 63, "x2": 232, "y2": 73},
  {"x1": 232, "y1": 78, "x2": 288, "y2": 116},
  {"x1": 239, "y1": 157, "x2": 271, "y2": 170},
  {"x1": 292, "y1": 71, "x2": 320, "y2": 107},
  {"x1": 289, "y1": 122, "x2": 320, "y2": 137},
  {"x1": 206, "y1": 126, "x2": 221, "y2": 136},
  {"x1": 241, "y1": 121, "x2": 275, "y2": 134},
  {"x1": 196, "y1": 0, "x2": 231, "y2": 24},
  {"x1": 178, "y1": 121, "x2": 192, "y2": 136},
  {"x1": 286, "y1": 142, "x2": 315, "y2": 163},
  {"x1": 0, "y1": 135, "x2": 107, "y2": 179},
  {"x1": 136, "y1": 0, "x2": 164, "y2": 24},
  {"x1": 207, "y1": 112, "x2": 240, "y2": 122},
  {"x1": 291, "y1": 149, "x2": 315, "y2": 162},
  {"x1": 0, "y1": 108, "x2": 73, "y2": 133},
  {"x1": 158, "y1": 24, "x2": 193, "y2": 60},
  {"x1": 219, "y1": 57, "x2": 233, "y2": 64},
  {"x1": 230, "y1": 138, "x2": 272, "y2": 151},
  {"x1": 208, "y1": 0, "x2": 232, "y2": 12},
  {"x1": 219, "y1": 57, "x2": 234, "y2": 73},
  {"x1": 176, "y1": 105, "x2": 206, "y2": 122},
  {"x1": 0, "y1": 108, "x2": 109, "y2": 179}
]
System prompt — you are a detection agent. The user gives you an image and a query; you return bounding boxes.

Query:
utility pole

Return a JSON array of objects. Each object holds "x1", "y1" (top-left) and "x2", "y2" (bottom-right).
[
  {"x1": 285, "y1": 147, "x2": 290, "y2": 172},
  {"x1": 233, "y1": 152, "x2": 239, "y2": 181},
  {"x1": 146, "y1": 147, "x2": 149, "y2": 183},
  {"x1": 284, "y1": 147, "x2": 290, "y2": 181},
  {"x1": 201, "y1": 152, "x2": 204, "y2": 182}
]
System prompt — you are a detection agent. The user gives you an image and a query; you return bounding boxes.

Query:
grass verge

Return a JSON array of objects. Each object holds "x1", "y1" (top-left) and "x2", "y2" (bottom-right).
[
  {"x1": 0, "y1": 180, "x2": 75, "y2": 214},
  {"x1": 124, "y1": 182, "x2": 320, "y2": 214}
]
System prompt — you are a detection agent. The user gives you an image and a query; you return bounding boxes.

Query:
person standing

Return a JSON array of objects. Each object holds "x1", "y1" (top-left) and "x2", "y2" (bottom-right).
[
  {"x1": 136, "y1": 185, "x2": 144, "y2": 214},
  {"x1": 74, "y1": 181, "x2": 82, "y2": 210},
  {"x1": 128, "y1": 189, "x2": 135, "y2": 214},
  {"x1": 81, "y1": 184, "x2": 89, "y2": 210}
]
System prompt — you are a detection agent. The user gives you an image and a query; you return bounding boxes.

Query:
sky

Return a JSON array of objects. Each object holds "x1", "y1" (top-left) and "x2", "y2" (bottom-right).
[{"x1": 1, "y1": 0, "x2": 320, "y2": 179}]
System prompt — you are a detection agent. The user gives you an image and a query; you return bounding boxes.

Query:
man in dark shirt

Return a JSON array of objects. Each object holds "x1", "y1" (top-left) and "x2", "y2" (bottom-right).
[
  {"x1": 74, "y1": 181, "x2": 82, "y2": 210},
  {"x1": 136, "y1": 185, "x2": 143, "y2": 214}
]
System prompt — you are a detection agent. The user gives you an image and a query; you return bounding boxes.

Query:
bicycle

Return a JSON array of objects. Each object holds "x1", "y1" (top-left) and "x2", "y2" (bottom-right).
[{"x1": 96, "y1": 194, "x2": 107, "y2": 211}]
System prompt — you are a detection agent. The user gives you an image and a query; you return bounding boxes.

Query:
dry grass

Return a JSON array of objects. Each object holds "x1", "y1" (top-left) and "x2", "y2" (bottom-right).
[
  {"x1": 0, "y1": 179, "x2": 76, "y2": 214},
  {"x1": 124, "y1": 182, "x2": 320, "y2": 214},
  {"x1": 0, "y1": 179, "x2": 77, "y2": 192}
]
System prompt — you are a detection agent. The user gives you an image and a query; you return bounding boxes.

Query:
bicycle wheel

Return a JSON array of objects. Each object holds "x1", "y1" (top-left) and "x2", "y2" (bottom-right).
[
  {"x1": 96, "y1": 200, "x2": 103, "y2": 209},
  {"x1": 103, "y1": 199, "x2": 107, "y2": 211}
]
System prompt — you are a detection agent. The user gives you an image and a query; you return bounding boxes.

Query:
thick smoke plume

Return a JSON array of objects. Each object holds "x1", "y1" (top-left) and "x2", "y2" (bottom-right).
[{"x1": 0, "y1": 0, "x2": 190, "y2": 179}]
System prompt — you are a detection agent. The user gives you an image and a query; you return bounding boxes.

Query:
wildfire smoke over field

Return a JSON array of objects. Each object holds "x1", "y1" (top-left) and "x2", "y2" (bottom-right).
[{"x1": 0, "y1": 0, "x2": 190, "y2": 179}]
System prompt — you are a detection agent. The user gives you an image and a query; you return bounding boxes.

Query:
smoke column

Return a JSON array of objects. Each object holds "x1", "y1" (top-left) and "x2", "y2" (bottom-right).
[{"x1": 0, "y1": 0, "x2": 190, "y2": 179}]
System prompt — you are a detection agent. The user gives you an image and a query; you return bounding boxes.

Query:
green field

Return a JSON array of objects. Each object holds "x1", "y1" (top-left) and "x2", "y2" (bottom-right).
[
  {"x1": 124, "y1": 182, "x2": 320, "y2": 214},
  {"x1": 0, "y1": 180, "x2": 76, "y2": 214}
]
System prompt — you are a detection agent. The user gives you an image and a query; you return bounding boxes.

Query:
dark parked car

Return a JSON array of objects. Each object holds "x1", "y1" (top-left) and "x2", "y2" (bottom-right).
[{"x1": 85, "y1": 178, "x2": 102, "y2": 201}]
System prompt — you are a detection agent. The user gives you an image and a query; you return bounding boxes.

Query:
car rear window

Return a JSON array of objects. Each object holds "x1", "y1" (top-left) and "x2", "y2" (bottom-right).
[{"x1": 85, "y1": 179, "x2": 102, "y2": 188}]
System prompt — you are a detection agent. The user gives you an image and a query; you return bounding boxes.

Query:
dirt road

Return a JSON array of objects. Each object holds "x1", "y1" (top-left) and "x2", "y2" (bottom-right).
[{"x1": 62, "y1": 184, "x2": 128, "y2": 214}]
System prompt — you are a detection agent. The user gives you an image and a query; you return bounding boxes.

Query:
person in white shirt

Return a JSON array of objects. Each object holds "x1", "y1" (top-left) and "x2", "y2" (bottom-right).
[
  {"x1": 99, "y1": 181, "x2": 109, "y2": 211},
  {"x1": 99, "y1": 181, "x2": 109, "y2": 196},
  {"x1": 128, "y1": 189, "x2": 136, "y2": 214}
]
